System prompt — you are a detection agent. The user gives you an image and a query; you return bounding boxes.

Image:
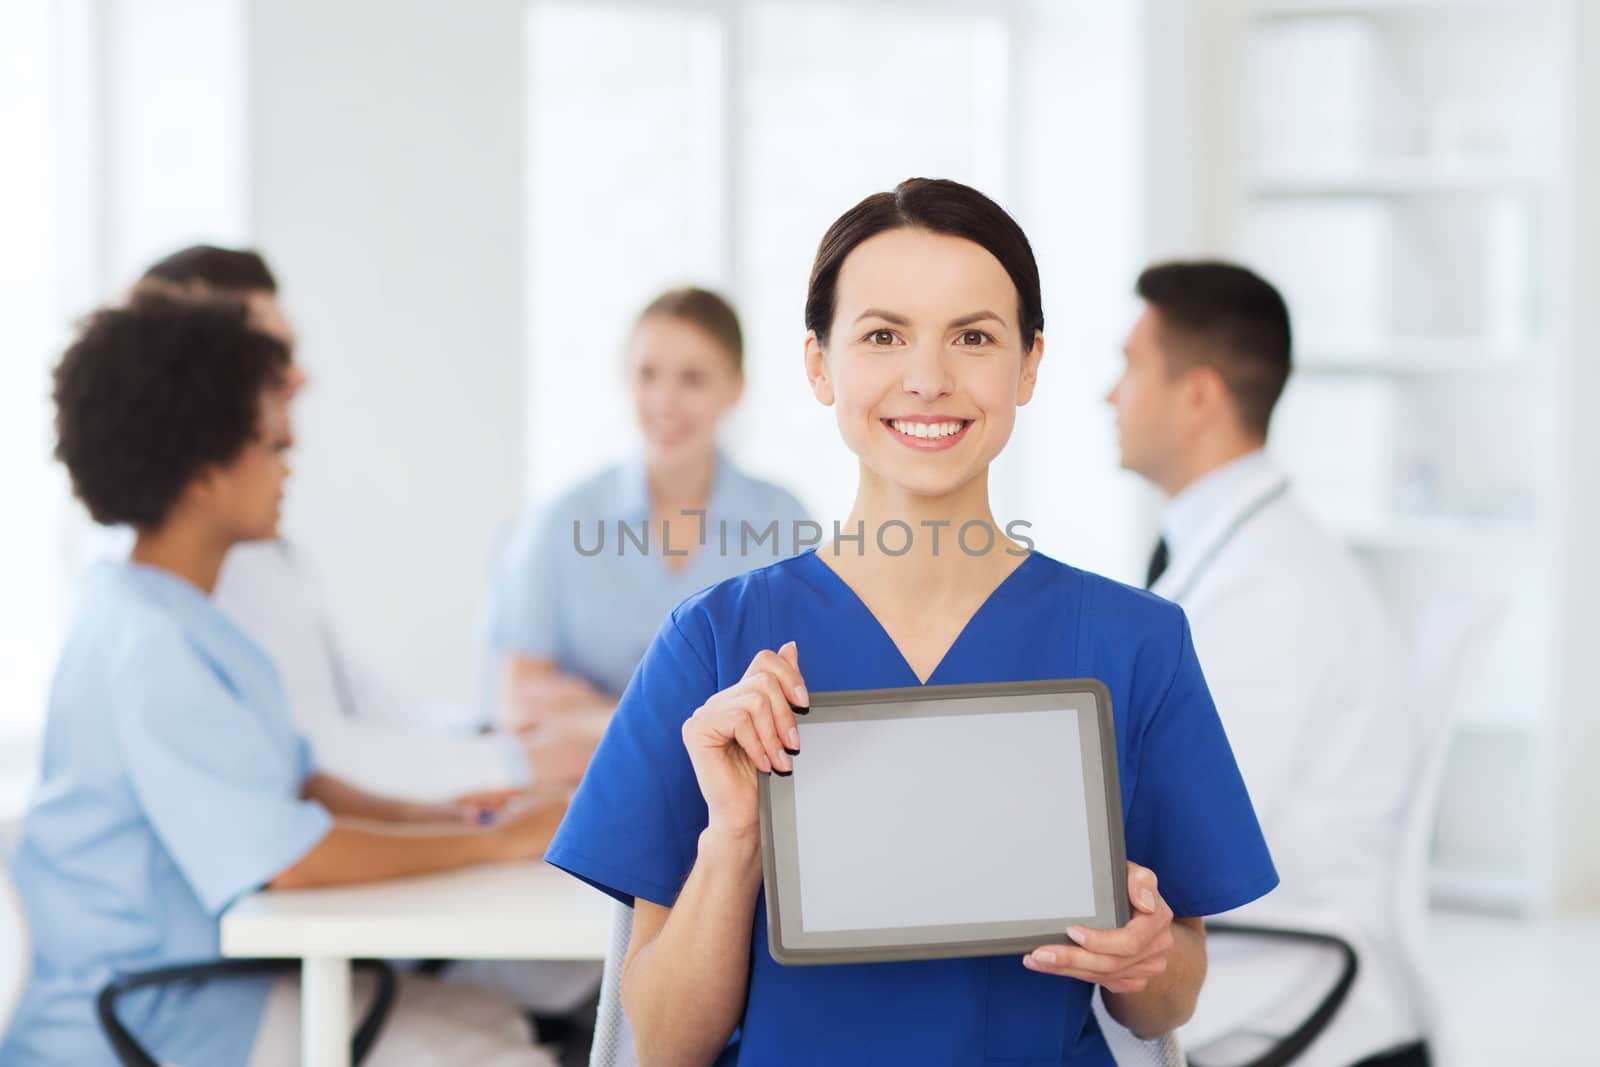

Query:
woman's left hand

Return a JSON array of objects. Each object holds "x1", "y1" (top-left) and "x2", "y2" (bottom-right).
[{"x1": 1021, "y1": 861, "x2": 1174, "y2": 994}]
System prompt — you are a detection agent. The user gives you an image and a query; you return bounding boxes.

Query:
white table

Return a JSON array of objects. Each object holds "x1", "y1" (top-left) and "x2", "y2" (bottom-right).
[{"x1": 221, "y1": 861, "x2": 611, "y2": 1067}]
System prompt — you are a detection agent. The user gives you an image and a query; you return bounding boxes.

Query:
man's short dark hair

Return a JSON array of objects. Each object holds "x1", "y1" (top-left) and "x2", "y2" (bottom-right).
[
  {"x1": 54, "y1": 294, "x2": 290, "y2": 529},
  {"x1": 140, "y1": 245, "x2": 278, "y2": 293},
  {"x1": 1136, "y1": 261, "x2": 1292, "y2": 438}
]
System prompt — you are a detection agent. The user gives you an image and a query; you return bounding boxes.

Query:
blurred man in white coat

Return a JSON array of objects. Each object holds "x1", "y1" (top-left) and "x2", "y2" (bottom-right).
[{"x1": 1106, "y1": 261, "x2": 1428, "y2": 1067}]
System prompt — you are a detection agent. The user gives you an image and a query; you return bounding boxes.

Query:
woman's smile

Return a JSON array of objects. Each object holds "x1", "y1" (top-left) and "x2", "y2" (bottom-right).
[{"x1": 882, "y1": 416, "x2": 973, "y2": 451}]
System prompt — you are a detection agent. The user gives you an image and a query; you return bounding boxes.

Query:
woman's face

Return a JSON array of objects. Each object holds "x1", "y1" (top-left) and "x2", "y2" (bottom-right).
[
  {"x1": 627, "y1": 314, "x2": 744, "y2": 469},
  {"x1": 200, "y1": 389, "x2": 293, "y2": 544},
  {"x1": 805, "y1": 228, "x2": 1043, "y2": 500}
]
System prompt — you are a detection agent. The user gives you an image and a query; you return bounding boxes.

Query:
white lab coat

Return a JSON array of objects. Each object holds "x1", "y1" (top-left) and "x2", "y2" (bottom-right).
[
  {"x1": 214, "y1": 541, "x2": 526, "y2": 801},
  {"x1": 1154, "y1": 452, "x2": 1423, "y2": 1067}
]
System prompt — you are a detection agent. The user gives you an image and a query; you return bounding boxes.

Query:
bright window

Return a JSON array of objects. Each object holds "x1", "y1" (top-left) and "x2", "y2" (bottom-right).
[
  {"x1": 523, "y1": 0, "x2": 1149, "y2": 573},
  {"x1": 0, "y1": 0, "x2": 85, "y2": 814}
]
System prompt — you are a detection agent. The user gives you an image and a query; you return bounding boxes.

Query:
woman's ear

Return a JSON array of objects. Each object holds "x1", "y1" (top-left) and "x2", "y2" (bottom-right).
[
  {"x1": 179, "y1": 463, "x2": 224, "y2": 517},
  {"x1": 1016, "y1": 332, "x2": 1044, "y2": 407},
  {"x1": 804, "y1": 332, "x2": 835, "y2": 406}
]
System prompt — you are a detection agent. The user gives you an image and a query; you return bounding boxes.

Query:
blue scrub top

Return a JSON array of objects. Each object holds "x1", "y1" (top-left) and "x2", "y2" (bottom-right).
[
  {"x1": 546, "y1": 550, "x2": 1278, "y2": 1066},
  {"x1": 485, "y1": 451, "x2": 810, "y2": 696},
  {"x1": 1, "y1": 561, "x2": 331, "y2": 1067}
]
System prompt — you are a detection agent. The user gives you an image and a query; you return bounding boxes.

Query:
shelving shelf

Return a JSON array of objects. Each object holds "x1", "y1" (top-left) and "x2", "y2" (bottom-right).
[
  {"x1": 1297, "y1": 339, "x2": 1544, "y2": 376},
  {"x1": 1251, "y1": 0, "x2": 1524, "y2": 19},
  {"x1": 1428, "y1": 864, "x2": 1540, "y2": 915},
  {"x1": 1331, "y1": 513, "x2": 1539, "y2": 553},
  {"x1": 1202, "y1": 0, "x2": 1571, "y2": 914},
  {"x1": 1251, "y1": 159, "x2": 1546, "y2": 197}
]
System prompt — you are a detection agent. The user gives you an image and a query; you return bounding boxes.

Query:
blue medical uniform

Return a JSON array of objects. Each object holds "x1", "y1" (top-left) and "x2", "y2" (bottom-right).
[
  {"x1": 0, "y1": 561, "x2": 332, "y2": 1067},
  {"x1": 546, "y1": 550, "x2": 1278, "y2": 1066},
  {"x1": 485, "y1": 451, "x2": 810, "y2": 697}
]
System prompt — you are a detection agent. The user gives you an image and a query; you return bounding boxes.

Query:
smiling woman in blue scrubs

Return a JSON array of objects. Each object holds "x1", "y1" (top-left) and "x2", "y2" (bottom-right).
[
  {"x1": 1, "y1": 295, "x2": 562, "y2": 1067},
  {"x1": 545, "y1": 179, "x2": 1280, "y2": 1065}
]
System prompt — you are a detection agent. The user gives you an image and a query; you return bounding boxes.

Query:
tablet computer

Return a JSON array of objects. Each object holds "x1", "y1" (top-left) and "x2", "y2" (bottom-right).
[{"x1": 758, "y1": 679, "x2": 1127, "y2": 966}]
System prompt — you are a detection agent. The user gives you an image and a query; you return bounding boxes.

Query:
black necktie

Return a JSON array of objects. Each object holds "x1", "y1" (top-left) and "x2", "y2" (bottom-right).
[{"x1": 1144, "y1": 537, "x2": 1169, "y2": 590}]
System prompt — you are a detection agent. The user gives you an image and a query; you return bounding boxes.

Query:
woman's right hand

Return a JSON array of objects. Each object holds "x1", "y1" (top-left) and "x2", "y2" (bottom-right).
[{"x1": 682, "y1": 641, "x2": 809, "y2": 837}]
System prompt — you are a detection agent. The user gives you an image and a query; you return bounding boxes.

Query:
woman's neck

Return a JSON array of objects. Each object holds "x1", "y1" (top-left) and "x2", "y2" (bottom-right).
[
  {"x1": 827, "y1": 466, "x2": 1024, "y2": 595},
  {"x1": 647, "y1": 449, "x2": 717, "y2": 514},
  {"x1": 129, "y1": 519, "x2": 230, "y2": 595}
]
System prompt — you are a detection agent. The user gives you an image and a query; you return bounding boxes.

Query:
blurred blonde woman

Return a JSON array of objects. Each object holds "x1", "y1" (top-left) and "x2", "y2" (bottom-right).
[{"x1": 486, "y1": 287, "x2": 810, "y2": 731}]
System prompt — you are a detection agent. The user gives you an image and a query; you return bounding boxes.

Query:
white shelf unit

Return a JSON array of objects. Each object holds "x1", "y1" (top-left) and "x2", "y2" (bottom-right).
[
  {"x1": 1250, "y1": 0, "x2": 1526, "y2": 18},
  {"x1": 1251, "y1": 159, "x2": 1546, "y2": 196},
  {"x1": 1149, "y1": 0, "x2": 1580, "y2": 913}
]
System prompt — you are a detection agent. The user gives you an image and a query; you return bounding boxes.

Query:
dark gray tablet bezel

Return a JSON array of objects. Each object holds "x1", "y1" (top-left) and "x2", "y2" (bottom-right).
[{"x1": 759, "y1": 678, "x2": 1129, "y2": 966}]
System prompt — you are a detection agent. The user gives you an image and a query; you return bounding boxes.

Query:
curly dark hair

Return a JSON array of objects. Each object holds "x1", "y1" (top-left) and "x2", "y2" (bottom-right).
[{"x1": 53, "y1": 294, "x2": 290, "y2": 528}]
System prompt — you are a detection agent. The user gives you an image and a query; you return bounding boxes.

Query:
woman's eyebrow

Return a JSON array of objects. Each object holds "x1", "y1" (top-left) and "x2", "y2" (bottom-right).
[
  {"x1": 947, "y1": 310, "x2": 1004, "y2": 329},
  {"x1": 853, "y1": 308, "x2": 911, "y2": 326}
]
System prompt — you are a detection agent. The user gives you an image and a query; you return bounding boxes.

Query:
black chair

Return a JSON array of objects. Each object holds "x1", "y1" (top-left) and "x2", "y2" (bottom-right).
[
  {"x1": 1186, "y1": 923, "x2": 1359, "y2": 1067},
  {"x1": 97, "y1": 957, "x2": 397, "y2": 1067}
]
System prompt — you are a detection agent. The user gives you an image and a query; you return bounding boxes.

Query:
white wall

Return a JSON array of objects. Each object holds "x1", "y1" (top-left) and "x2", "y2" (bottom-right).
[
  {"x1": 1142, "y1": 0, "x2": 1228, "y2": 259},
  {"x1": 250, "y1": 0, "x2": 526, "y2": 703},
  {"x1": 1553, "y1": 0, "x2": 1600, "y2": 910},
  {"x1": 0, "y1": 0, "x2": 74, "y2": 809},
  {"x1": 1003, "y1": 0, "x2": 1151, "y2": 581},
  {"x1": 100, "y1": 0, "x2": 252, "y2": 289}
]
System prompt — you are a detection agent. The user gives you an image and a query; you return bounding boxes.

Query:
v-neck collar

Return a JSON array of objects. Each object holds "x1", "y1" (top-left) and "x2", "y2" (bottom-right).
[
  {"x1": 800, "y1": 549, "x2": 1041, "y2": 686},
  {"x1": 617, "y1": 451, "x2": 736, "y2": 582}
]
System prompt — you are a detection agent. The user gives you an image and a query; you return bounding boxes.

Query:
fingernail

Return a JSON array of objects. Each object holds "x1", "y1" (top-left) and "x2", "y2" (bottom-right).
[
  {"x1": 791, "y1": 703, "x2": 810, "y2": 716},
  {"x1": 1066, "y1": 927, "x2": 1087, "y2": 945},
  {"x1": 786, "y1": 728, "x2": 800, "y2": 750},
  {"x1": 795, "y1": 684, "x2": 809, "y2": 705},
  {"x1": 1033, "y1": 950, "x2": 1056, "y2": 965},
  {"x1": 1141, "y1": 889, "x2": 1156, "y2": 910},
  {"x1": 772, "y1": 766, "x2": 793, "y2": 777}
]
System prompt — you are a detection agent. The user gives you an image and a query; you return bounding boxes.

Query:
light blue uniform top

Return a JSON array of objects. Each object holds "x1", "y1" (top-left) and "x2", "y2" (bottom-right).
[
  {"x1": 0, "y1": 561, "x2": 332, "y2": 1067},
  {"x1": 486, "y1": 451, "x2": 810, "y2": 696},
  {"x1": 547, "y1": 551, "x2": 1278, "y2": 1065}
]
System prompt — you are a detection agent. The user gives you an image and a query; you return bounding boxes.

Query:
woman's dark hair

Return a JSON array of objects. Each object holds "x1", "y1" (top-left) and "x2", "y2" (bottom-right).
[
  {"x1": 1135, "y1": 260, "x2": 1292, "y2": 439},
  {"x1": 54, "y1": 294, "x2": 290, "y2": 529},
  {"x1": 140, "y1": 244, "x2": 278, "y2": 293},
  {"x1": 636, "y1": 287, "x2": 744, "y2": 373},
  {"x1": 804, "y1": 178, "x2": 1044, "y2": 350}
]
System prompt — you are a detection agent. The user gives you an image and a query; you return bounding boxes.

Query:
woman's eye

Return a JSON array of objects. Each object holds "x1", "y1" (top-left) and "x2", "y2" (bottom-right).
[
  {"x1": 956, "y1": 330, "x2": 991, "y2": 346},
  {"x1": 866, "y1": 329, "x2": 898, "y2": 346}
]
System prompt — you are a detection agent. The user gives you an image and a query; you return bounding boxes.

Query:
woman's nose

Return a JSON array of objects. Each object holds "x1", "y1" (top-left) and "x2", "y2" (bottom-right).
[{"x1": 901, "y1": 344, "x2": 954, "y2": 401}]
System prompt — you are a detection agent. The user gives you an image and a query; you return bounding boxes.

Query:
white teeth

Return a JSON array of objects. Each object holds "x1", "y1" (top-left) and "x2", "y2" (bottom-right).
[{"x1": 891, "y1": 419, "x2": 965, "y2": 439}]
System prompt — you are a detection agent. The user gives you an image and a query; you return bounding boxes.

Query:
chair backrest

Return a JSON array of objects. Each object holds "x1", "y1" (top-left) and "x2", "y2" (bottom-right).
[
  {"x1": 1392, "y1": 587, "x2": 1505, "y2": 1062},
  {"x1": 590, "y1": 899, "x2": 1184, "y2": 1066},
  {"x1": 1, "y1": 829, "x2": 32, "y2": 1041},
  {"x1": 590, "y1": 899, "x2": 638, "y2": 1067}
]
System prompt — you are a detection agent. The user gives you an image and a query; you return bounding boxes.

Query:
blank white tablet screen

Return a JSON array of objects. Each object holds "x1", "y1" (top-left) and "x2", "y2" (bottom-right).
[{"x1": 792, "y1": 707, "x2": 1095, "y2": 933}]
